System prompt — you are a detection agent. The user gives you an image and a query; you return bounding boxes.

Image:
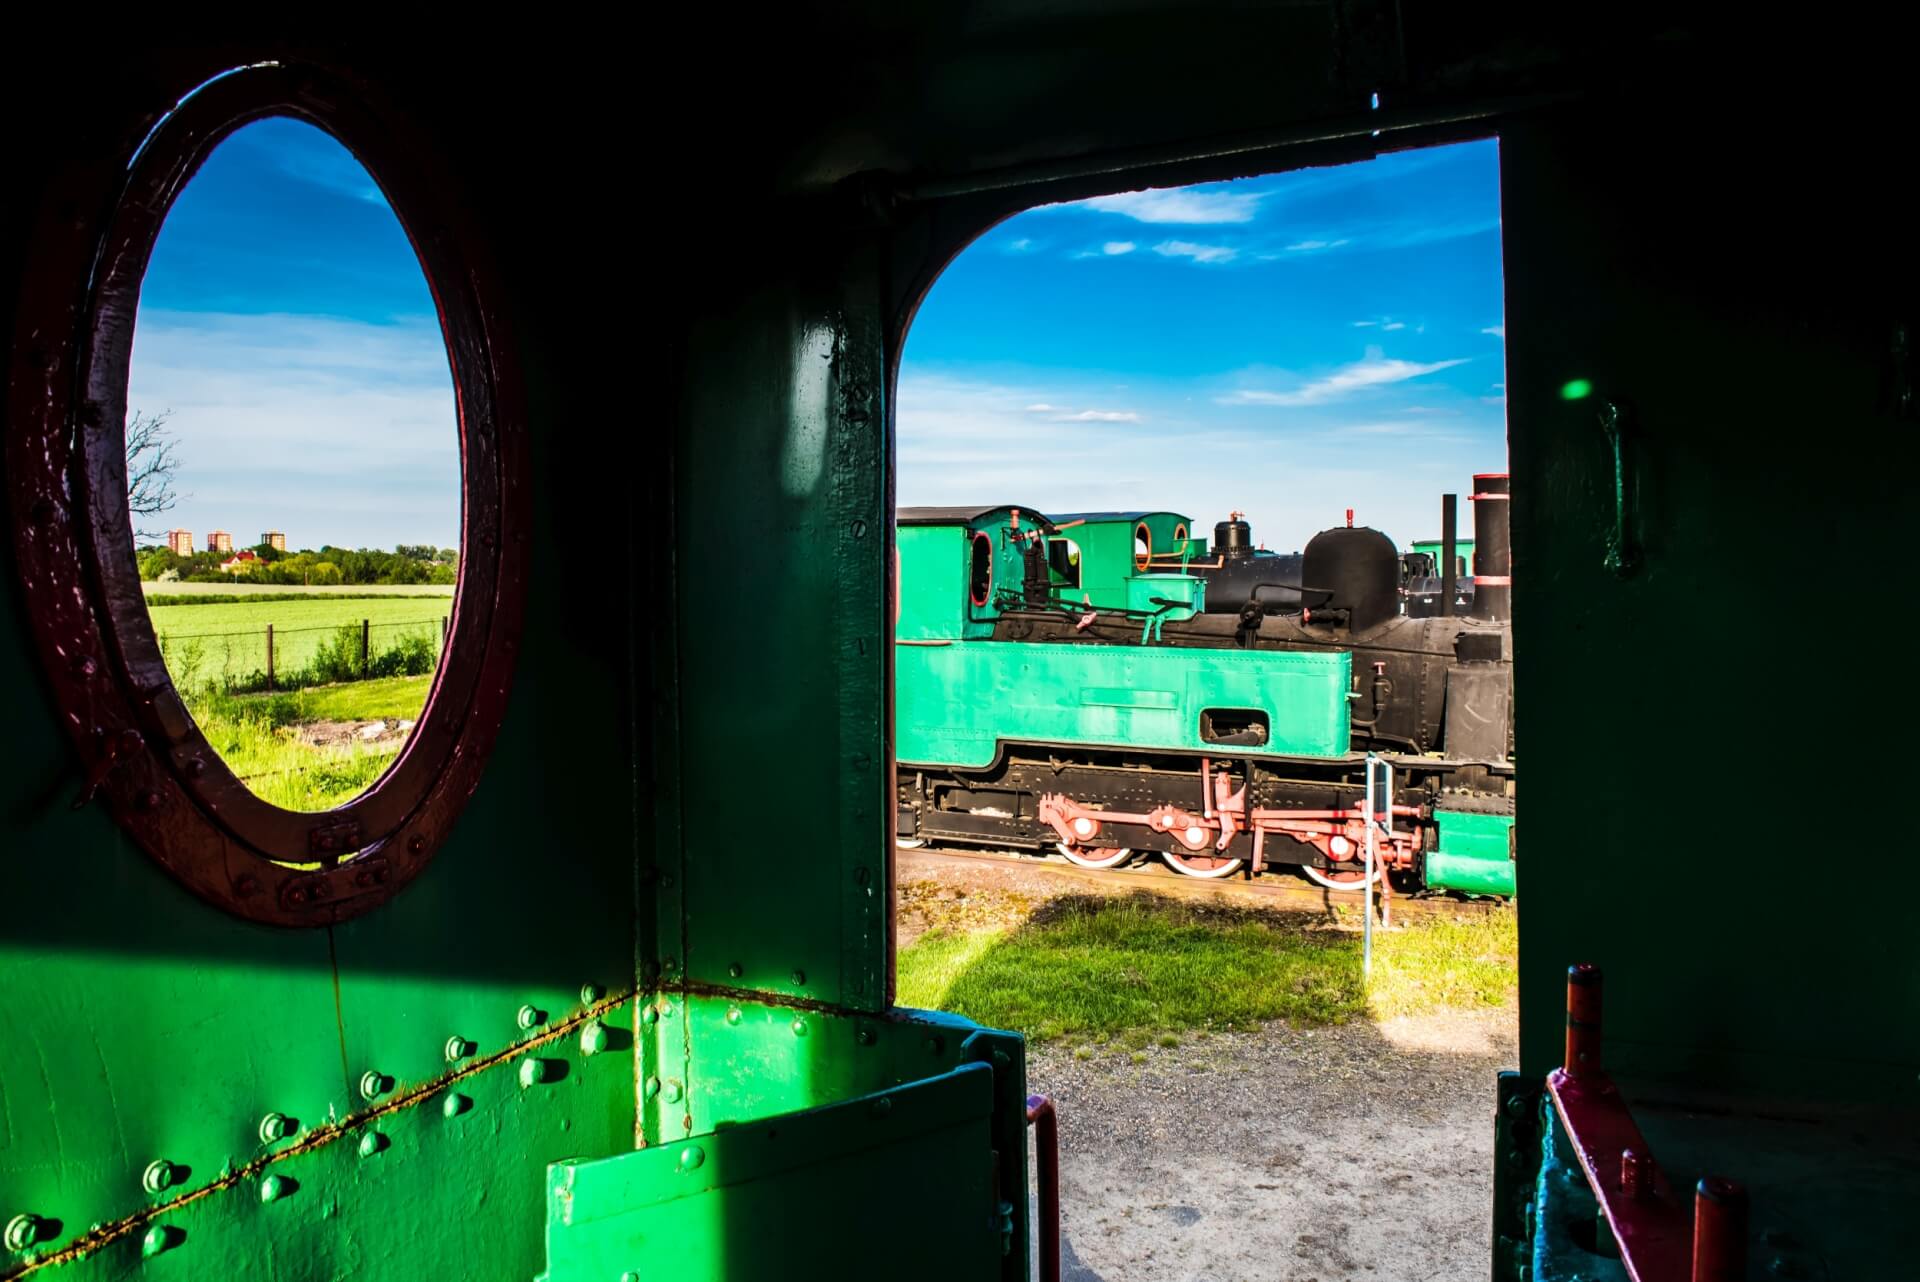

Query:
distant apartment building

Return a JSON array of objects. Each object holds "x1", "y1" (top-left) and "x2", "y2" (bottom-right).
[
  {"x1": 260, "y1": 531, "x2": 286, "y2": 551},
  {"x1": 206, "y1": 530, "x2": 233, "y2": 554},
  {"x1": 166, "y1": 529, "x2": 194, "y2": 556}
]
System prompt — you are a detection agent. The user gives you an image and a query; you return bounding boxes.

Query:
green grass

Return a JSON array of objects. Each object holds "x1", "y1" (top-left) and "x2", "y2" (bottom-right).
[
  {"x1": 183, "y1": 677, "x2": 434, "y2": 812},
  {"x1": 897, "y1": 893, "x2": 1515, "y2": 1046},
  {"x1": 149, "y1": 596, "x2": 451, "y2": 679}
]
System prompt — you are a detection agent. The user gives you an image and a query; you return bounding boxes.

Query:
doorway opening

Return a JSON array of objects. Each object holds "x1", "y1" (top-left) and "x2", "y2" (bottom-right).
[{"x1": 891, "y1": 138, "x2": 1516, "y2": 1280}]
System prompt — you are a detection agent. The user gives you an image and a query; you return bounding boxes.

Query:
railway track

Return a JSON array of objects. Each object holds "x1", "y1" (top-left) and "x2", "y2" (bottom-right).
[{"x1": 896, "y1": 842, "x2": 1504, "y2": 921}]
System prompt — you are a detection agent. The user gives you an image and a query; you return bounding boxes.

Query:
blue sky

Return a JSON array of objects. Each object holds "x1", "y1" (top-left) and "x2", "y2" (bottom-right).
[
  {"x1": 129, "y1": 117, "x2": 458, "y2": 551},
  {"x1": 898, "y1": 139, "x2": 1507, "y2": 553}
]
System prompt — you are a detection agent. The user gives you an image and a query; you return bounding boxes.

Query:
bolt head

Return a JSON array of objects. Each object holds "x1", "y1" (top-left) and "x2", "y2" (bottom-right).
[
  {"x1": 444, "y1": 1035, "x2": 475, "y2": 1062},
  {"x1": 791, "y1": 1018, "x2": 809, "y2": 1038},
  {"x1": 258, "y1": 1112, "x2": 292, "y2": 1143},
  {"x1": 358, "y1": 1131, "x2": 385, "y2": 1158},
  {"x1": 259, "y1": 1175, "x2": 290, "y2": 1203},
  {"x1": 359, "y1": 1070, "x2": 391, "y2": 1101},
  {"x1": 519, "y1": 1058, "x2": 550, "y2": 1088},
  {"x1": 140, "y1": 1224, "x2": 180, "y2": 1258},
  {"x1": 855, "y1": 1026, "x2": 876, "y2": 1046},
  {"x1": 790, "y1": 969, "x2": 807, "y2": 986},
  {"x1": 579, "y1": 983, "x2": 605, "y2": 1005},
  {"x1": 642, "y1": 1006, "x2": 659, "y2": 1025},
  {"x1": 5, "y1": 1214, "x2": 46, "y2": 1252},
  {"x1": 677, "y1": 1144, "x2": 706, "y2": 1173},
  {"x1": 725, "y1": 1007, "x2": 742, "y2": 1026},
  {"x1": 643, "y1": 1076, "x2": 661, "y2": 1100},
  {"x1": 517, "y1": 1004, "x2": 546, "y2": 1030},
  {"x1": 441, "y1": 1092, "x2": 470, "y2": 1119},
  {"x1": 727, "y1": 962, "x2": 744, "y2": 979},
  {"x1": 662, "y1": 1078, "x2": 683, "y2": 1104},
  {"x1": 142, "y1": 1159, "x2": 177, "y2": 1194},
  {"x1": 580, "y1": 1022, "x2": 611, "y2": 1055}
]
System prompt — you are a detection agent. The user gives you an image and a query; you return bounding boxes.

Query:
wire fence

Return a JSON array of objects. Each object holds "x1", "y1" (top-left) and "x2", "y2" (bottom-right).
[{"x1": 155, "y1": 616, "x2": 451, "y2": 696}]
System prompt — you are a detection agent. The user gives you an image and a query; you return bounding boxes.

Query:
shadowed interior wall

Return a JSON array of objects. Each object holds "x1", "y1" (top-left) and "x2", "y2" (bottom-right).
[{"x1": 1502, "y1": 81, "x2": 1920, "y2": 1101}]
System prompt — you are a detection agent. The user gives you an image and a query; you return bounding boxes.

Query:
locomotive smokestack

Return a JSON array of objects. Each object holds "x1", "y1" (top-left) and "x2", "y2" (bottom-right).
[
  {"x1": 1440, "y1": 493, "x2": 1458, "y2": 618},
  {"x1": 1469, "y1": 473, "x2": 1510, "y2": 619}
]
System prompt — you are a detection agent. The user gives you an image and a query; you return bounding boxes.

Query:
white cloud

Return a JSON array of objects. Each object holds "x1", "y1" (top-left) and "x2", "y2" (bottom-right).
[
  {"x1": 1074, "y1": 188, "x2": 1262, "y2": 224},
  {"x1": 127, "y1": 309, "x2": 459, "y2": 548},
  {"x1": 1219, "y1": 353, "x2": 1470, "y2": 407},
  {"x1": 1481, "y1": 325, "x2": 1505, "y2": 338},
  {"x1": 1284, "y1": 238, "x2": 1352, "y2": 252},
  {"x1": 1102, "y1": 241, "x2": 1136, "y2": 255},
  {"x1": 1382, "y1": 322, "x2": 1406, "y2": 332},
  {"x1": 1352, "y1": 320, "x2": 1378, "y2": 328},
  {"x1": 1057, "y1": 409, "x2": 1141, "y2": 423},
  {"x1": 1024, "y1": 403, "x2": 1056, "y2": 412},
  {"x1": 1154, "y1": 240, "x2": 1237, "y2": 264},
  {"x1": 1005, "y1": 238, "x2": 1035, "y2": 252}
]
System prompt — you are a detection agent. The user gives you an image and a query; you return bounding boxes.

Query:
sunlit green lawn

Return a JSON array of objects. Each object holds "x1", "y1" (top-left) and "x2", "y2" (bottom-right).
[
  {"x1": 897, "y1": 892, "x2": 1515, "y2": 1047},
  {"x1": 186, "y1": 676, "x2": 433, "y2": 812}
]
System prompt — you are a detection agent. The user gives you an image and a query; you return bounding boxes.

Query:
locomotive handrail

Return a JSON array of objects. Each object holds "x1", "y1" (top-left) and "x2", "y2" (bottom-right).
[{"x1": 1026, "y1": 1094, "x2": 1060, "y2": 1282}]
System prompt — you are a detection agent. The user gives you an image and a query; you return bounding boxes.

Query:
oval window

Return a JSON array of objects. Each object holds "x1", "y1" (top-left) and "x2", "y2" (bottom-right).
[
  {"x1": 5, "y1": 66, "x2": 527, "y2": 924},
  {"x1": 1134, "y1": 522, "x2": 1152, "y2": 572},
  {"x1": 969, "y1": 531, "x2": 994, "y2": 606},
  {"x1": 131, "y1": 118, "x2": 456, "y2": 812}
]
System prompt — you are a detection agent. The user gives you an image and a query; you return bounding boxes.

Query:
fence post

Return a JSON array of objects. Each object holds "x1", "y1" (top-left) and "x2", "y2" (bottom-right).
[
  {"x1": 361, "y1": 618, "x2": 370, "y2": 678},
  {"x1": 266, "y1": 624, "x2": 275, "y2": 692}
]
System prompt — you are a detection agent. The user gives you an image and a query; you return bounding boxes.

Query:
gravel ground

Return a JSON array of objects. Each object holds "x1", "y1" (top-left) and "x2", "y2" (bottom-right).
[
  {"x1": 1026, "y1": 1007, "x2": 1515, "y2": 1282},
  {"x1": 895, "y1": 852, "x2": 1517, "y2": 1282}
]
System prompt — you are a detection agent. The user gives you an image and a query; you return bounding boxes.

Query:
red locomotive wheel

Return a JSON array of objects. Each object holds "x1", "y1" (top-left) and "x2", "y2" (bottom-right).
[{"x1": 1160, "y1": 850, "x2": 1244, "y2": 879}]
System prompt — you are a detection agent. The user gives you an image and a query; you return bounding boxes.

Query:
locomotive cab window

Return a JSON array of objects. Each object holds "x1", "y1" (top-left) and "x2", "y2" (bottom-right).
[{"x1": 9, "y1": 66, "x2": 527, "y2": 924}]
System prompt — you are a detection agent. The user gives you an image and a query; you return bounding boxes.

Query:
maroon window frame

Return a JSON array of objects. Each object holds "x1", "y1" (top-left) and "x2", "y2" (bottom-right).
[{"x1": 5, "y1": 63, "x2": 528, "y2": 926}]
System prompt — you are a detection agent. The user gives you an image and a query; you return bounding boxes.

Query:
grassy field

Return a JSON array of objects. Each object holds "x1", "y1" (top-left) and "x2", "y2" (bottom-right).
[
  {"x1": 898, "y1": 891, "x2": 1516, "y2": 1049},
  {"x1": 186, "y1": 676, "x2": 433, "y2": 812},
  {"x1": 143, "y1": 582, "x2": 455, "y2": 599},
  {"x1": 149, "y1": 595, "x2": 452, "y2": 680}
]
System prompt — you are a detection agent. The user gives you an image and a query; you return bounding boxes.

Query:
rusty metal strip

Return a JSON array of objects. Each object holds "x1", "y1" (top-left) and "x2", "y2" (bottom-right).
[{"x1": 0, "y1": 991, "x2": 633, "y2": 1279}]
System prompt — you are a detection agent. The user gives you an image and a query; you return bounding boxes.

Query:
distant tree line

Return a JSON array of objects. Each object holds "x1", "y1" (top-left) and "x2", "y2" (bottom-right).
[{"x1": 135, "y1": 542, "x2": 459, "y2": 586}]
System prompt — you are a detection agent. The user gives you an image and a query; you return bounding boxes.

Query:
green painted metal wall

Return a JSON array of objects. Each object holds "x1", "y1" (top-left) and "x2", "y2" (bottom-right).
[
  {"x1": 0, "y1": 52, "x2": 642, "y2": 1282},
  {"x1": 896, "y1": 639, "x2": 1350, "y2": 768},
  {"x1": 1428, "y1": 810, "x2": 1515, "y2": 897},
  {"x1": 1503, "y1": 90, "x2": 1920, "y2": 1103}
]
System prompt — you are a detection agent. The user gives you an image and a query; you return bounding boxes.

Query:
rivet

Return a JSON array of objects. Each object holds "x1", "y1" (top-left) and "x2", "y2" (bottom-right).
[
  {"x1": 790, "y1": 969, "x2": 806, "y2": 986},
  {"x1": 657, "y1": 870, "x2": 674, "y2": 888},
  {"x1": 519, "y1": 1058, "x2": 552, "y2": 1088},
  {"x1": 259, "y1": 1174, "x2": 292, "y2": 1203},
  {"x1": 580, "y1": 1022, "x2": 610, "y2": 1056},
  {"x1": 445, "y1": 1036, "x2": 475, "y2": 1062},
  {"x1": 1505, "y1": 1095, "x2": 1529, "y2": 1118},
  {"x1": 580, "y1": 983, "x2": 605, "y2": 1005},
  {"x1": 662, "y1": 1078, "x2": 683, "y2": 1104},
  {"x1": 140, "y1": 1224, "x2": 182, "y2": 1257},
  {"x1": 726, "y1": 1007, "x2": 742, "y2": 1026},
  {"x1": 441, "y1": 1092, "x2": 471, "y2": 1119},
  {"x1": 661, "y1": 956, "x2": 679, "y2": 975},
  {"x1": 359, "y1": 1070, "x2": 392, "y2": 1101},
  {"x1": 5, "y1": 1214, "x2": 47, "y2": 1252},
  {"x1": 856, "y1": 1026, "x2": 876, "y2": 1046},
  {"x1": 258, "y1": 1112, "x2": 293, "y2": 1143},
  {"x1": 870, "y1": 1096, "x2": 893, "y2": 1118},
  {"x1": 728, "y1": 962, "x2": 744, "y2": 979},
  {"x1": 677, "y1": 1144, "x2": 706, "y2": 1172},
  {"x1": 517, "y1": 1004, "x2": 546, "y2": 1030},
  {"x1": 622, "y1": 1274, "x2": 640, "y2": 1282},
  {"x1": 407, "y1": 833, "x2": 426, "y2": 855},
  {"x1": 657, "y1": 1000, "x2": 674, "y2": 1018},
  {"x1": 137, "y1": 789, "x2": 163, "y2": 812},
  {"x1": 642, "y1": 1006, "x2": 659, "y2": 1026},
  {"x1": 791, "y1": 1018, "x2": 809, "y2": 1038},
  {"x1": 643, "y1": 1076, "x2": 661, "y2": 1100},
  {"x1": 358, "y1": 1131, "x2": 386, "y2": 1158},
  {"x1": 141, "y1": 1159, "x2": 178, "y2": 1194}
]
